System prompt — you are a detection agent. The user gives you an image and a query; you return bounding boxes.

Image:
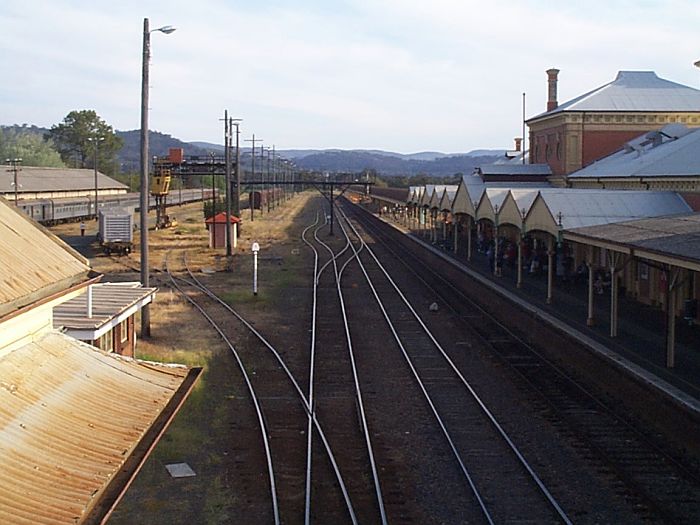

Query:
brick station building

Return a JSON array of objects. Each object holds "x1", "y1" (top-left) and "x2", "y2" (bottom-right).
[{"x1": 527, "y1": 69, "x2": 700, "y2": 182}]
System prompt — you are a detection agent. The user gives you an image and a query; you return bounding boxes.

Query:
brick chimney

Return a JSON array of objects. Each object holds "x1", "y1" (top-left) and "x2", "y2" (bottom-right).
[
  {"x1": 514, "y1": 137, "x2": 522, "y2": 152},
  {"x1": 546, "y1": 68, "x2": 560, "y2": 112}
]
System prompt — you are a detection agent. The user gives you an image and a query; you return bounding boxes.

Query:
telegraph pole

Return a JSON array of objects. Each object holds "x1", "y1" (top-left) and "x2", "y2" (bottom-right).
[
  {"x1": 223, "y1": 110, "x2": 232, "y2": 258},
  {"x1": 245, "y1": 134, "x2": 262, "y2": 221},
  {"x1": 5, "y1": 158, "x2": 22, "y2": 205},
  {"x1": 231, "y1": 118, "x2": 242, "y2": 218}
]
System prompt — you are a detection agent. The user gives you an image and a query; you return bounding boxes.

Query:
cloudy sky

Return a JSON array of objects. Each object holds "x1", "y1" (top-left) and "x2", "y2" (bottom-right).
[{"x1": 1, "y1": 0, "x2": 699, "y2": 153}]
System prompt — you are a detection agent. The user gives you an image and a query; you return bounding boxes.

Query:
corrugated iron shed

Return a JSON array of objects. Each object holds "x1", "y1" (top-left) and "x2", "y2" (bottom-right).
[
  {"x1": 529, "y1": 71, "x2": 700, "y2": 120},
  {"x1": 0, "y1": 331, "x2": 196, "y2": 524},
  {"x1": 53, "y1": 282, "x2": 155, "y2": 335},
  {"x1": 0, "y1": 197, "x2": 91, "y2": 318},
  {"x1": 0, "y1": 166, "x2": 127, "y2": 195}
]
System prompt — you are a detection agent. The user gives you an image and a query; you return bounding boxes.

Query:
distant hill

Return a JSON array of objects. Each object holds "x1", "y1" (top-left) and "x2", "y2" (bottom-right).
[
  {"x1": 3, "y1": 123, "x2": 504, "y2": 177},
  {"x1": 288, "y1": 149, "x2": 502, "y2": 177}
]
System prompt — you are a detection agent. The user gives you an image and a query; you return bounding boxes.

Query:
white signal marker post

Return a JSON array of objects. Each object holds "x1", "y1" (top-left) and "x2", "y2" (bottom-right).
[{"x1": 252, "y1": 241, "x2": 260, "y2": 295}]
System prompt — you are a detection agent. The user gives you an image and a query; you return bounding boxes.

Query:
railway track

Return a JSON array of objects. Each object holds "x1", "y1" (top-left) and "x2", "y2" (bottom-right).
[
  {"x1": 332, "y1": 205, "x2": 571, "y2": 523},
  {"x1": 303, "y1": 211, "x2": 386, "y2": 524},
  {"x1": 343, "y1": 198, "x2": 700, "y2": 524},
  {"x1": 163, "y1": 244, "x2": 358, "y2": 524}
]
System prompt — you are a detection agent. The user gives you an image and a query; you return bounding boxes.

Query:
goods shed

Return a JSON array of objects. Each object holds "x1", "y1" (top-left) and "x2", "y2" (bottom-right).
[{"x1": 0, "y1": 165, "x2": 128, "y2": 201}]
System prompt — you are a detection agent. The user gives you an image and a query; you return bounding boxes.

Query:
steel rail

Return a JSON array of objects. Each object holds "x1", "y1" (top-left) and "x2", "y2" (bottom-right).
[
  {"x1": 165, "y1": 249, "x2": 280, "y2": 525},
  {"x1": 339, "y1": 203, "x2": 573, "y2": 524},
  {"x1": 337, "y1": 208, "x2": 493, "y2": 524},
  {"x1": 300, "y1": 211, "x2": 320, "y2": 525},
  {"x1": 351, "y1": 202, "x2": 700, "y2": 522},
  {"x1": 314, "y1": 211, "x2": 388, "y2": 525},
  {"x1": 183, "y1": 228, "x2": 359, "y2": 525}
]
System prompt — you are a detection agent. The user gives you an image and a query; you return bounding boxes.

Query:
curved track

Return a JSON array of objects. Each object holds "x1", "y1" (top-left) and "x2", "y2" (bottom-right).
[{"x1": 164, "y1": 244, "x2": 357, "y2": 524}]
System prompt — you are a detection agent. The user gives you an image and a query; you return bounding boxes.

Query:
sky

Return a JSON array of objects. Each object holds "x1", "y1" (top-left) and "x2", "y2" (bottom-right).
[{"x1": 1, "y1": 0, "x2": 699, "y2": 154}]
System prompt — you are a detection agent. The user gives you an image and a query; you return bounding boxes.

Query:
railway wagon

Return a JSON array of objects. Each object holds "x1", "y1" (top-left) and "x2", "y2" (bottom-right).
[
  {"x1": 15, "y1": 188, "x2": 213, "y2": 225},
  {"x1": 248, "y1": 188, "x2": 282, "y2": 210},
  {"x1": 98, "y1": 208, "x2": 134, "y2": 255}
]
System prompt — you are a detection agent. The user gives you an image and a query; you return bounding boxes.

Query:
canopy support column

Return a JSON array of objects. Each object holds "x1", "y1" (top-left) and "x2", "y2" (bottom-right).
[
  {"x1": 442, "y1": 212, "x2": 447, "y2": 244},
  {"x1": 586, "y1": 246, "x2": 595, "y2": 326},
  {"x1": 517, "y1": 232, "x2": 523, "y2": 288},
  {"x1": 546, "y1": 236, "x2": 554, "y2": 304},
  {"x1": 467, "y1": 217, "x2": 473, "y2": 261},
  {"x1": 493, "y1": 224, "x2": 500, "y2": 276},
  {"x1": 453, "y1": 217, "x2": 459, "y2": 254},
  {"x1": 608, "y1": 252, "x2": 621, "y2": 337},
  {"x1": 666, "y1": 267, "x2": 681, "y2": 368}
]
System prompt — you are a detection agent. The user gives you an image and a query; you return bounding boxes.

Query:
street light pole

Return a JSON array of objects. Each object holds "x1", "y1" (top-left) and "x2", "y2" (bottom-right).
[
  {"x1": 140, "y1": 17, "x2": 175, "y2": 338},
  {"x1": 89, "y1": 135, "x2": 104, "y2": 220}
]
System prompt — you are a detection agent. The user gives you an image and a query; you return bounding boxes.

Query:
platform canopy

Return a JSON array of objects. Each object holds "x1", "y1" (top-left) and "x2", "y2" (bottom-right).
[
  {"x1": 525, "y1": 189, "x2": 691, "y2": 236},
  {"x1": 564, "y1": 212, "x2": 700, "y2": 272}
]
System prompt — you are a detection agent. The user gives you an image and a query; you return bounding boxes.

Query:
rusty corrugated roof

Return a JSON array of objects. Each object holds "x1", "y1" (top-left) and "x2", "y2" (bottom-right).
[
  {"x1": 0, "y1": 197, "x2": 91, "y2": 317},
  {"x1": 53, "y1": 282, "x2": 156, "y2": 332},
  {"x1": 0, "y1": 331, "x2": 191, "y2": 524}
]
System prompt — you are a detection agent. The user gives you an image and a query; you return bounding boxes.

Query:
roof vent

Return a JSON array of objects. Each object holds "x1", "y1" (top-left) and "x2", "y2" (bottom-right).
[{"x1": 644, "y1": 130, "x2": 664, "y2": 148}]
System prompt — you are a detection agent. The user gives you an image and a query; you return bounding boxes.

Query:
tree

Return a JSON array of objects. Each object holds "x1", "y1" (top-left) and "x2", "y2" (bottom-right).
[
  {"x1": 0, "y1": 128, "x2": 64, "y2": 167},
  {"x1": 47, "y1": 110, "x2": 123, "y2": 174}
]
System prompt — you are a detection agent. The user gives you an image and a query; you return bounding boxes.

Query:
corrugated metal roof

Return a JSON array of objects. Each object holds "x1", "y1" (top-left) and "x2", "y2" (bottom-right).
[
  {"x1": 536, "y1": 189, "x2": 691, "y2": 230},
  {"x1": 484, "y1": 188, "x2": 510, "y2": 210},
  {"x1": 0, "y1": 198, "x2": 90, "y2": 317},
  {"x1": 0, "y1": 331, "x2": 190, "y2": 524},
  {"x1": 509, "y1": 189, "x2": 541, "y2": 212},
  {"x1": 205, "y1": 212, "x2": 242, "y2": 224},
  {"x1": 569, "y1": 125, "x2": 700, "y2": 178},
  {"x1": 0, "y1": 166, "x2": 127, "y2": 195},
  {"x1": 461, "y1": 174, "x2": 487, "y2": 204},
  {"x1": 479, "y1": 163, "x2": 552, "y2": 176},
  {"x1": 53, "y1": 283, "x2": 156, "y2": 332},
  {"x1": 565, "y1": 213, "x2": 700, "y2": 267},
  {"x1": 530, "y1": 71, "x2": 700, "y2": 119}
]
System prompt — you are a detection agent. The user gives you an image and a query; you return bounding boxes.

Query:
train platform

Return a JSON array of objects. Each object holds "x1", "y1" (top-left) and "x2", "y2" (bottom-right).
[{"x1": 401, "y1": 227, "x2": 700, "y2": 409}]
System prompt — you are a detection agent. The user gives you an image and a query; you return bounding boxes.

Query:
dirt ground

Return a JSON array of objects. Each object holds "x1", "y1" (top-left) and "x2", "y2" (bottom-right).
[{"x1": 50, "y1": 192, "x2": 319, "y2": 523}]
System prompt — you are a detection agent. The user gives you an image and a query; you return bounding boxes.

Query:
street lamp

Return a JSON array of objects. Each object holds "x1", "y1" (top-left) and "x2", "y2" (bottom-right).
[
  {"x1": 88, "y1": 136, "x2": 104, "y2": 220},
  {"x1": 140, "y1": 17, "x2": 176, "y2": 338}
]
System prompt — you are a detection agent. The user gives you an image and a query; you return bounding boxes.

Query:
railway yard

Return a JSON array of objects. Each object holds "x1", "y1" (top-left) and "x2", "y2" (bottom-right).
[{"x1": 51, "y1": 192, "x2": 700, "y2": 524}]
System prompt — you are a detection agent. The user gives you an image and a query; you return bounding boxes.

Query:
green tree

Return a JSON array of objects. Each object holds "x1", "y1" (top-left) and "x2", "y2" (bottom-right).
[
  {"x1": 47, "y1": 110, "x2": 123, "y2": 173},
  {"x1": 0, "y1": 128, "x2": 64, "y2": 167}
]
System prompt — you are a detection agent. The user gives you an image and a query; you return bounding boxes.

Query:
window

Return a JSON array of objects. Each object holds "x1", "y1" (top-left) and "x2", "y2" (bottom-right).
[
  {"x1": 100, "y1": 331, "x2": 114, "y2": 352},
  {"x1": 120, "y1": 319, "x2": 129, "y2": 343},
  {"x1": 639, "y1": 262, "x2": 649, "y2": 280}
]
